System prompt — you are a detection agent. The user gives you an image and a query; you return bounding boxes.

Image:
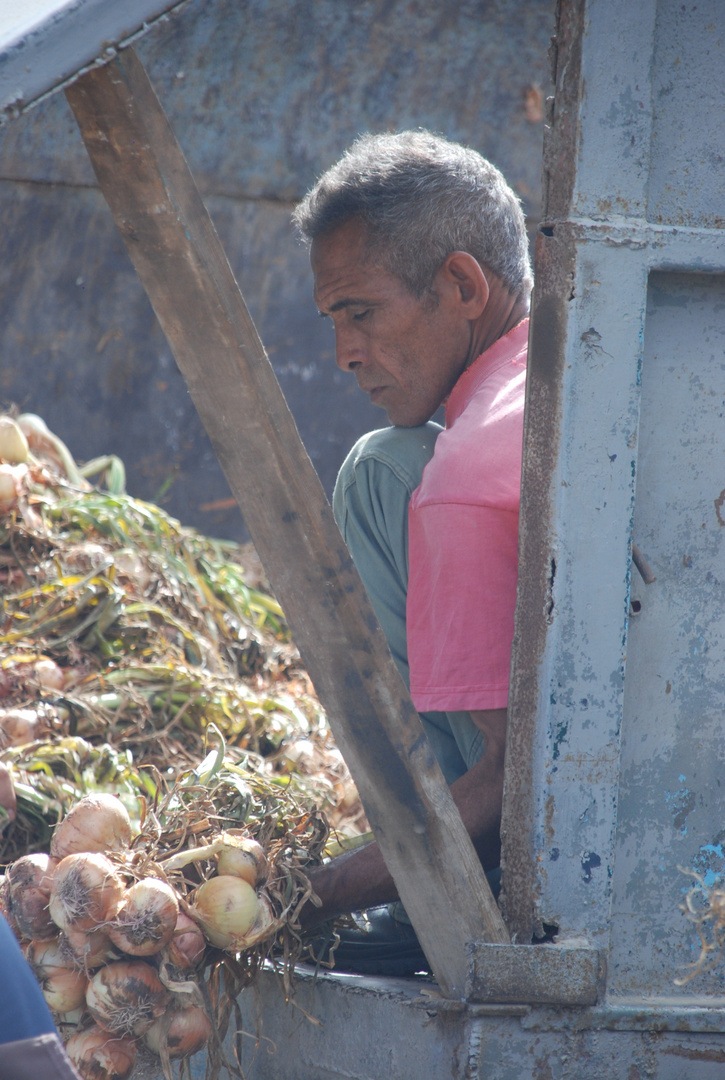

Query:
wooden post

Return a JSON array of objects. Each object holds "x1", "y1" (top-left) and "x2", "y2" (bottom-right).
[{"x1": 66, "y1": 49, "x2": 509, "y2": 998}]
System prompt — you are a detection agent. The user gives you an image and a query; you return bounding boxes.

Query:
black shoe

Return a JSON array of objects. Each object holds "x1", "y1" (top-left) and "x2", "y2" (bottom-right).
[{"x1": 301, "y1": 906, "x2": 431, "y2": 978}]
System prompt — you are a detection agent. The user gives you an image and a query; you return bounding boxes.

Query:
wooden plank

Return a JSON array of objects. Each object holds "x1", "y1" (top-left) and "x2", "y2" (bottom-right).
[{"x1": 65, "y1": 48, "x2": 509, "y2": 999}]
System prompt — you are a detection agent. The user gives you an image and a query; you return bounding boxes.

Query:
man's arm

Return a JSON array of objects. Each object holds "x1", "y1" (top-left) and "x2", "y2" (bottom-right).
[{"x1": 303, "y1": 707, "x2": 507, "y2": 927}]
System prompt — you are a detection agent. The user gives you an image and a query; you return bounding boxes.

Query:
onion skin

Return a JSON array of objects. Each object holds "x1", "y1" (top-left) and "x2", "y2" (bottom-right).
[
  {"x1": 65, "y1": 1024, "x2": 137, "y2": 1080},
  {"x1": 108, "y1": 877, "x2": 179, "y2": 956},
  {"x1": 32, "y1": 658, "x2": 65, "y2": 691},
  {"x1": 0, "y1": 706, "x2": 52, "y2": 748},
  {"x1": 191, "y1": 874, "x2": 259, "y2": 950},
  {"x1": 240, "y1": 893, "x2": 279, "y2": 948},
  {"x1": 51, "y1": 793, "x2": 132, "y2": 859},
  {"x1": 86, "y1": 959, "x2": 170, "y2": 1037},
  {"x1": 216, "y1": 835, "x2": 268, "y2": 887},
  {"x1": 0, "y1": 463, "x2": 25, "y2": 513},
  {"x1": 62, "y1": 926, "x2": 117, "y2": 972},
  {"x1": 49, "y1": 852, "x2": 124, "y2": 934},
  {"x1": 163, "y1": 910, "x2": 206, "y2": 972},
  {"x1": 0, "y1": 418, "x2": 29, "y2": 465},
  {"x1": 25, "y1": 937, "x2": 87, "y2": 1013},
  {"x1": 145, "y1": 1004, "x2": 212, "y2": 1060},
  {"x1": 4, "y1": 853, "x2": 58, "y2": 940}
]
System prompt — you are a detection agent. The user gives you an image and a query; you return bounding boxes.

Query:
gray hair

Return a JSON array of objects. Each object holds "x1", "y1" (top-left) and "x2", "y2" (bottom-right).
[{"x1": 293, "y1": 130, "x2": 533, "y2": 301}]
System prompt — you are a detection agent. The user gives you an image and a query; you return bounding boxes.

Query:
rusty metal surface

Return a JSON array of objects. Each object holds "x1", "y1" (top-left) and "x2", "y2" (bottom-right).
[{"x1": 466, "y1": 941, "x2": 603, "y2": 1006}]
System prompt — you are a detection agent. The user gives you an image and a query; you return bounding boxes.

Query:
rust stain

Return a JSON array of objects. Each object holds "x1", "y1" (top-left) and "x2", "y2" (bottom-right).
[
  {"x1": 665, "y1": 1045, "x2": 725, "y2": 1063},
  {"x1": 714, "y1": 489, "x2": 725, "y2": 526},
  {"x1": 544, "y1": 794, "x2": 555, "y2": 845},
  {"x1": 524, "y1": 83, "x2": 544, "y2": 123}
]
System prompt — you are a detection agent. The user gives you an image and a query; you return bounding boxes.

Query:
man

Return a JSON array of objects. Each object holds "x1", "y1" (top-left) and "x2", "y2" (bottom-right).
[{"x1": 292, "y1": 131, "x2": 532, "y2": 974}]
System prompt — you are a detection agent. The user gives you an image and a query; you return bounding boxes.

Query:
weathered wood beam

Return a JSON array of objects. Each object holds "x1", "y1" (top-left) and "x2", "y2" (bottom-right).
[{"x1": 65, "y1": 48, "x2": 509, "y2": 999}]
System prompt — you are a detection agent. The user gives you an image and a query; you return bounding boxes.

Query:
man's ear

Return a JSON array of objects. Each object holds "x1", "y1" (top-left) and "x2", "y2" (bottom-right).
[{"x1": 436, "y1": 251, "x2": 489, "y2": 319}]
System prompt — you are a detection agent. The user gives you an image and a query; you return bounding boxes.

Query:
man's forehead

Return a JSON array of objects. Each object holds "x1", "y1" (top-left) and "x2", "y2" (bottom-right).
[{"x1": 311, "y1": 220, "x2": 389, "y2": 305}]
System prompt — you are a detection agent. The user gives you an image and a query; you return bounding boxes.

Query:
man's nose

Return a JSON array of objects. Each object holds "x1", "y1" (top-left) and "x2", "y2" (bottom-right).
[{"x1": 334, "y1": 327, "x2": 366, "y2": 372}]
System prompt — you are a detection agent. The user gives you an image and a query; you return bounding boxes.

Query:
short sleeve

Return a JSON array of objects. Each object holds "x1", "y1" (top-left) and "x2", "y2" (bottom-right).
[{"x1": 406, "y1": 501, "x2": 519, "y2": 712}]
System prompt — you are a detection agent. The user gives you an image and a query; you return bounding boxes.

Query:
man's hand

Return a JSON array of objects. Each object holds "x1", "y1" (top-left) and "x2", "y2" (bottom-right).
[
  {"x1": 0, "y1": 762, "x2": 17, "y2": 824},
  {"x1": 302, "y1": 708, "x2": 507, "y2": 928}
]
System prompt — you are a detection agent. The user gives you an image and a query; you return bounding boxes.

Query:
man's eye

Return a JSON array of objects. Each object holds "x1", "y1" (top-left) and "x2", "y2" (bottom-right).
[{"x1": 352, "y1": 309, "x2": 370, "y2": 322}]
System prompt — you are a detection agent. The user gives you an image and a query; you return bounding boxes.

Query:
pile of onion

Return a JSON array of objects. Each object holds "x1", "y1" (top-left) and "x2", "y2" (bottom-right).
[{"x1": 1, "y1": 799, "x2": 284, "y2": 1074}]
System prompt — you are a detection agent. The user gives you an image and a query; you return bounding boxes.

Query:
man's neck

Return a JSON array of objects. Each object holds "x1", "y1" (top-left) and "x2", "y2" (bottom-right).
[{"x1": 468, "y1": 281, "x2": 529, "y2": 366}]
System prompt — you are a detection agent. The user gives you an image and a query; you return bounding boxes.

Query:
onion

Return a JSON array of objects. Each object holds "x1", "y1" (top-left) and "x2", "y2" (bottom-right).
[
  {"x1": 145, "y1": 1003, "x2": 212, "y2": 1060},
  {"x1": 86, "y1": 959, "x2": 170, "y2": 1037},
  {"x1": 65, "y1": 1024, "x2": 137, "y2": 1080},
  {"x1": 0, "y1": 882, "x2": 22, "y2": 941},
  {"x1": 190, "y1": 875, "x2": 259, "y2": 950},
  {"x1": 163, "y1": 910, "x2": 206, "y2": 972},
  {"x1": 0, "y1": 706, "x2": 51, "y2": 748},
  {"x1": 215, "y1": 834, "x2": 267, "y2": 887},
  {"x1": 108, "y1": 878, "x2": 178, "y2": 956},
  {"x1": 4, "y1": 853, "x2": 58, "y2": 940},
  {"x1": 0, "y1": 465, "x2": 19, "y2": 512},
  {"x1": 62, "y1": 926, "x2": 117, "y2": 971},
  {"x1": 49, "y1": 852, "x2": 124, "y2": 934},
  {"x1": 32, "y1": 658, "x2": 65, "y2": 691},
  {"x1": 51, "y1": 793, "x2": 132, "y2": 859},
  {"x1": 0, "y1": 416, "x2": 29, "y2": 464},
  {"x1": 239, "y1": 893, "x2": 279, "y2": 948},
  {"x1": 25, "y1": 937, "x2": 87, "y2": 1013},
  {"x1": 114, "y1": 549, "x2": 151, "y2": 591}
]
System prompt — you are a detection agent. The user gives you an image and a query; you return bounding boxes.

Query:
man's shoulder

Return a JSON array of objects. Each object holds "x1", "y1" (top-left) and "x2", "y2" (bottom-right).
[{"x1": 413, "y1": 352, "x2": 527, "y2": 512}]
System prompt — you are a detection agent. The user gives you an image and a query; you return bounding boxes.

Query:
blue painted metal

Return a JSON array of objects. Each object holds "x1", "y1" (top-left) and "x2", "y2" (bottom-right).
[{"x1": 502, "y1": 0, "x2": 725, "y2": 1040}]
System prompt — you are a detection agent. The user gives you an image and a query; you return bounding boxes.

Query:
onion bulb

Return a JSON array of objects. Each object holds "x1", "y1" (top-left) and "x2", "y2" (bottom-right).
[
  {"x1": 65, "y1": 1023, "x2": 137, "y2": 1080},
  {"x1": 0, "y1": 706, "x2": 51, "y2": 748},
  {"x1": 145, "y1": 1003, "x2": 212, "y2": 1060},
  {"x1": 48, "y1": 852, "x2": 124, "y2": 934},
  {"x1": 4, "y1": 853, "x2": 58, "y2": 940},
  {"x1": 32, "y1": 657, "x2": 65, "y2": 691},
  {"x1": 108, "y1": 877, "x2": 178, "y2": 956},
  {"x1": 62, "y1": 926, "x2": 117, "y2": 972},
  {"x1": 51, "y1": 793, "x2": 132, "y2": 859},
  {"x1": 239, "y1": 893, "x2": 279, "y2": 948},
  {"x1": 190, "y1": 874, "x2": 259, "y2": 950},
  {"x1": 216, "y1": 834, "x2": 267, "y2": 887},
  {"x1": 25, "y1": 937, "x2": 87, "y2": 1013},
  {"x1": 0, "y1": 417, "x2": 29, "y2": 464},
  {"x1": 163, "y1": 910, "x2": 206, "y2": 972},
  {"x1": 86, "y1": 959, "x2": 170, "y2": 1037},
  {"x1": 0, "y1": 465, "x2": 19, "y2": 513}
]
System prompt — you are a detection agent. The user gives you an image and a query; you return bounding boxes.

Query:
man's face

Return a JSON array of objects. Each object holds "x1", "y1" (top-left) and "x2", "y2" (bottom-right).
[{"x1": 311, "y1": 220, "x2": 472, "y2": 427}]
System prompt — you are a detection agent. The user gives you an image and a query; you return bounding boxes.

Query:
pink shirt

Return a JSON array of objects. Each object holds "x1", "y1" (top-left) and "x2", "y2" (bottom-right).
[{"x1": 407, "y1": 319, "x2": 528, "y2": 713}]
